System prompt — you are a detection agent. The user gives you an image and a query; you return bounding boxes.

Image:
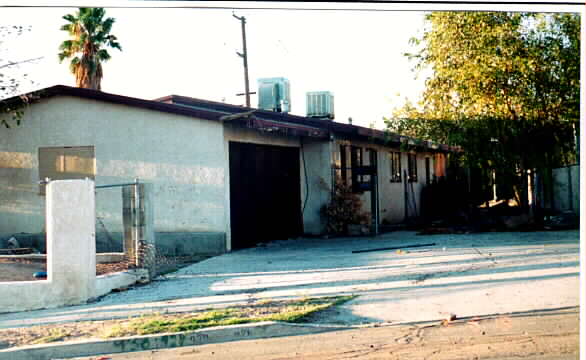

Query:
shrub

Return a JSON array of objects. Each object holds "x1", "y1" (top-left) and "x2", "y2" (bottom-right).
[{"x1": 321, "y1": 177, "x2": 370, "y2": 235}]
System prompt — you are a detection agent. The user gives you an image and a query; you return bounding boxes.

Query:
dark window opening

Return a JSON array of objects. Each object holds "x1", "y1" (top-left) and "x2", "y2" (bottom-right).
[
  {"x1": 368, "y1": 148, "x2": 377, "y2": 169},
  {"x1": 425, "y1": 157, "x2": 431, "y2": 185},
  {"x1": 340, "y1": 145, "x2": 348, "y2": 184},
  {"x1": 408, "y1": 153, "x2": 418, "y2": 183},
  {"x1": 389, "y1": 152, "x2": 401, "y2": 183},
  {"x1": 351, "y1": 146, "x2": 364, "y2": 192}
]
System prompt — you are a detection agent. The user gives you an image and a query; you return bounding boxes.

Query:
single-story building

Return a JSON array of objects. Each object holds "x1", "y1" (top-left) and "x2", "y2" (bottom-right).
[{"x1": 0, "y1": 85, "x2": 453, "y2": 255}]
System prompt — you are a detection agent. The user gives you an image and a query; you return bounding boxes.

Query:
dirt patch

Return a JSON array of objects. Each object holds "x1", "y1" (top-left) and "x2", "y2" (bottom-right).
[
  {"x1": 0, "y1": 255, "x2": 210, "y2": 282},
  {"x1": 0, "y1": 258, "x2": 46, "y2": 282},
  {"x1": 95, "y1": 255, "x2": 213, "y2": 277},
  {"x1": 0, "y1": 319, "x2": 119, "y2": 349},
  {"x1": 0, "y1": 258, "x2": 132, "y2": 282},
  {"x1": 96, "y1": 262, "x2": 133, "y2": 276}
]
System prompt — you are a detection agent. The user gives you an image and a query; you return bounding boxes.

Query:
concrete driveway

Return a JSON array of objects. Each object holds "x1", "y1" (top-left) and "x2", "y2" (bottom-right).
[{"x1": 0, "y1": 230, "x2": 579, "y2": 328}]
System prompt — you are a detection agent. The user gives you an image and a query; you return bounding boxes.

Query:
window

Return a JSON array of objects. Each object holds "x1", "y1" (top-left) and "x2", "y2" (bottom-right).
[
  {"x1": 350, "y1": 146, "x2": 363, "y2": 192},
  {"x1": 359, "y1": 148, "x2": 377, "y2": 188},
  {"x1": 389, "y1": 152, "x2": 401, "y2": 183},
  {"x1": 407, "y1": 153, "x2": 417, "y2": 182},
  {"x1": 38, "y1": 146, "x2": 95, "y2": 194},
  {"x1": 340, "y1": 145, "x2": 348, "y2": 184},
  {"x1": 367, "y1": 148, "x2": 377, "y2": 170},
  {"x1": 425, "y1": 157, "x2": 431, "y2": 185}
]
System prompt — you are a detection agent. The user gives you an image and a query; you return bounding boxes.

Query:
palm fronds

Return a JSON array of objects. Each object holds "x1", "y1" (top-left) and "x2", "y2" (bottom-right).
[{"x1": 58, "y1": 7, "x2": 121, "y2": 90}]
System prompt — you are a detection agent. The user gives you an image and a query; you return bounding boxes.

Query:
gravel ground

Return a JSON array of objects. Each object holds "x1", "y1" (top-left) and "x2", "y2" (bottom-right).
[
  {"x1": 0, "y1": 261, "x2": 46, "y2": 282},
  {"x1": 0, "y1": 259, "x2": 132, "y2": 282},
  {"x1": 0, "y1": 255, "x2": 206, "y2": 282}
]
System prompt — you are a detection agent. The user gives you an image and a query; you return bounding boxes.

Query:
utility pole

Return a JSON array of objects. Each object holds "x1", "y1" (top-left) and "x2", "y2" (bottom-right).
[{"x1": 233, "y1": 13, "x2": 251, "y2": 108}]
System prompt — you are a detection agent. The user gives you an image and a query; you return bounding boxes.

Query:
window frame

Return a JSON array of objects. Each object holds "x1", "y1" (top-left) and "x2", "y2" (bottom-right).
[
  {"x1": 389, "y1": 151, "x2": 402, "y2": 183},
  {"x1": 350, "y1": 146, "x2": 364, "y2": 193},
  {"x1": 340, "y1": 144, "x2": 348, "y2": 185},
  {"x1": 407, "y1": 153, "x2": 418, "y2": 183},
  {"x1": 425, "y1": 157, "x2": 431, "y2": 185}
]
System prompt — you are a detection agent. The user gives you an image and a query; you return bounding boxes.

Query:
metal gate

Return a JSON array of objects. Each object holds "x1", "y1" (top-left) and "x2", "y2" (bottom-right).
[{"x1": 95, "y1": 179, "x2": 155, "y2": 275}]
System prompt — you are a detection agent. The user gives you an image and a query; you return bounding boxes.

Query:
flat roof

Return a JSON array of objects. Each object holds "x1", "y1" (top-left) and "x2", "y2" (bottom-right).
[{"x1": 1, "y1": 85, "x2": 457, "y2": 152}]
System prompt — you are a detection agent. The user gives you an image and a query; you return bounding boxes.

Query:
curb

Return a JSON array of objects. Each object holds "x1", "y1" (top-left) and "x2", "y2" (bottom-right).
[{"x1": 0, "y1": 321, "x2": 349, "y2": 360}]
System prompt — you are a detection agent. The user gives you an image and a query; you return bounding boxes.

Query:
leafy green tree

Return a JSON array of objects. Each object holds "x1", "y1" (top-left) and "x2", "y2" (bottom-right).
[
  {"x1": 58, "y1": 7, "x2": 121, "y2": 90},
  {"x1": 387, "y1": 12, "x2": 580, "y2": 208}
]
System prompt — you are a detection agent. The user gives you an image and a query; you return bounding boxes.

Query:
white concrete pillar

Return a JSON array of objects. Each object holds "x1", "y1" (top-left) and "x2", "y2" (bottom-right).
[{"x1": 46, "y1": 179, "x2": 96, "y2": 305}]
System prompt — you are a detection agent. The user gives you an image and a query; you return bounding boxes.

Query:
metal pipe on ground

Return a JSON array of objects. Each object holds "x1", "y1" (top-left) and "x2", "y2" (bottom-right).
[{"x1": 352, "y1": 243, "x2": 436, "y2": 254}]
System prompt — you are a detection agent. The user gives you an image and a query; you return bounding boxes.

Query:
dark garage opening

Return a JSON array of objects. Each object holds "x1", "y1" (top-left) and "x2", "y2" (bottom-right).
[{"x1": 229, "y1": 141, "x2": 303, "y2": 249}]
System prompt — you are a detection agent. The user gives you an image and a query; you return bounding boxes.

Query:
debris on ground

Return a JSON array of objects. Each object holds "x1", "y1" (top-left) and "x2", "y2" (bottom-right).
[
  {"x1": 7, "y1": 237, "x2": 20, "y2": 249},
  {"x1": 416, "y1": 200, "x2": 555, "y2": 235},
  {"x1": 33, "y1": 271, "x2": 47, "y2": 279},
  {"x1": 352, "y1": 243, "x2": 436, "y2": 254},
  {"x1": 0, "y1": 254, "x2": 212, "y2": 282},
  {"x1": 501, "y1": 213, "x2": 533, "y2": 230},
  {"x1": 0, "y1": 248, "x2": 35, "y2": 255},
  {"x1": 440, "y1": 313, "x2": 457, "y2": 326},
  {"x1": 96, "y1": 262, "x2": 134, "y2": 276},
  {"x1": 544, "y1": 211, "x2": 579, "y2": 230}
]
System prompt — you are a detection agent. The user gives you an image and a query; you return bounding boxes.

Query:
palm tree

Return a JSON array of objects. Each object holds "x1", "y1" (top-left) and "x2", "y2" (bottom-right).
[{"x1": 58, "y1": 8, "x2": 121, "y2": 90}]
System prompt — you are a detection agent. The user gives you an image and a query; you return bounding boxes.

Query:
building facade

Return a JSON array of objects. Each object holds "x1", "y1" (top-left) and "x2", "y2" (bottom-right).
[{"x1": 0, "y1": 86, "x2": 451, "y2": 255}]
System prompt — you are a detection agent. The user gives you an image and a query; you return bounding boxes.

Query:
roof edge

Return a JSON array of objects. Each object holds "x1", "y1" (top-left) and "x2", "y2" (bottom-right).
[
  {"x1": 2, "y1": 85, "x2": 459, "y2": 153},
  {"x1": 1, "y1": 85, "x2": 224, "y2": 122}
]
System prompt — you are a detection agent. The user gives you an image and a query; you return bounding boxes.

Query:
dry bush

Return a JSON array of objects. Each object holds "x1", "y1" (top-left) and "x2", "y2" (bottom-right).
[{"x1": 321, "y1": 177, "x2": 370, "y2": 235}]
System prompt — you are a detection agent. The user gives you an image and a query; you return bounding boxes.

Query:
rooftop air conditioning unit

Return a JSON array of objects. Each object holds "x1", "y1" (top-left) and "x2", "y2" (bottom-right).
[
  {"x1": 306, "y1": 91, "x2": 334, "y2": 120},
  {"x1": 258, "y1": 77, "x2": 291, "y2": 113}
]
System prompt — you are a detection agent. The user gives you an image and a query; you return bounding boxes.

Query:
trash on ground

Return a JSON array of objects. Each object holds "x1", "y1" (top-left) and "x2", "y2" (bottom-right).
[
  {"x1": 352, "y1": 243, "x2": 436, "y2": 254},
  {"x1": 33, "y1": 271, "x2": 47, "y2": 279}
]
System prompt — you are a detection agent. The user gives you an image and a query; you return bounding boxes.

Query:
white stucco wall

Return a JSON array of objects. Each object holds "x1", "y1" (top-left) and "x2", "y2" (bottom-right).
[
  {"x1": 332, "y1": 140, "x2": 437, "y2": 225},
  {"x1": 552, "y1": 164, "x2": 580, "y2": 214},
  {"x1": 0, "y1": 96, "x2": 227, "y2": 240},
  {"x1": 1, "y1": 95, "x2": 446, "y2": 249},
  {"x1": 378, "y1": 151, "x2": 406, "y2": 223},
  {"x1": 300, "y1": 138, "x2": 333, "y2": 234}
]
